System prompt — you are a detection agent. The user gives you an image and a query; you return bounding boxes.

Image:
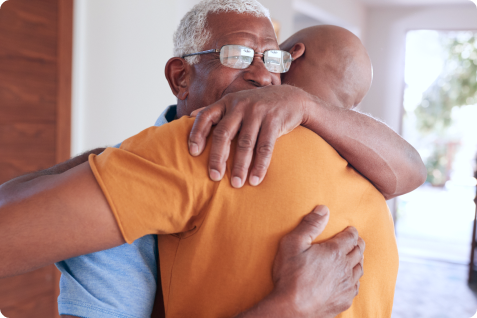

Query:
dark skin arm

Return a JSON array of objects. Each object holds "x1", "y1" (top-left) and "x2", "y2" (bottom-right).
[
  {"x1": 0, "y1": 160, "x2": 124, "y2": 278},
  {"x1": 188, "y1": 85, "x2": 426, "y2": 200}
]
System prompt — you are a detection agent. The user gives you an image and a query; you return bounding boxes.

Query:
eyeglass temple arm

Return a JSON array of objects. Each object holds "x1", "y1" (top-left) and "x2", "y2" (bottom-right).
[{"x1": 182, "y1": 49, "x2": 218, "y2": 58}]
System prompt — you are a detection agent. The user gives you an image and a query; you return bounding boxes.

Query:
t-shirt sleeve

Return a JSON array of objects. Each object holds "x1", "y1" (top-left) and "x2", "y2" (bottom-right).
[{"x1": 89, "y1": 117, "x2": 215, "y2": 243}]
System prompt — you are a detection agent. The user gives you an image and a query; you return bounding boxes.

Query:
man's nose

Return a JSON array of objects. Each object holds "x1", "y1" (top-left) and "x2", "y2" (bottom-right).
[{"x1": 242, "y1": 56, "x2": 273, "y2": 87}]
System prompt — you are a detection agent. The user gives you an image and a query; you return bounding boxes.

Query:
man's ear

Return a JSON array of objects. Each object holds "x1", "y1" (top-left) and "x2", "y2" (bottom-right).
[
  {"x1": 165, "y1": 57, "x2": 191, "y2": 100},
  {"x1": 288, "y1": 42, "x2": 305, "y2": 61}
]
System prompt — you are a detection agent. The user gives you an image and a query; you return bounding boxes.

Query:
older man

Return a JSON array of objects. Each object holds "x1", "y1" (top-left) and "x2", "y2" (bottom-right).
[{"x1": 0, "y1": 0, "x2": 424, "y2": 317}]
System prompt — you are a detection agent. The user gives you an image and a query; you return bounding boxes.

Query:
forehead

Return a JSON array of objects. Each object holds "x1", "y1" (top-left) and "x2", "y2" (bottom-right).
[{"x1": 206, "y1": 11, "x2": 278, "y2": 50}]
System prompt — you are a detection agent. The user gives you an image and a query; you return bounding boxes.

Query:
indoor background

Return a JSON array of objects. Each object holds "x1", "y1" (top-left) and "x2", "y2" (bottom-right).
[{"x1": 0, "y1": 0, "x2": 477, "y2": 317}]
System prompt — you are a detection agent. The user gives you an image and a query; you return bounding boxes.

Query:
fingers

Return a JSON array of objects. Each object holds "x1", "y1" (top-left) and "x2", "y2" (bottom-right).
[
  {"x1": 350, "y1": 240, "x2": 364, "y2": 288},
  {"x1": 352, "y1": 259, "x2": 364, "y2": 284},
  {"x1": 189, "y1": 103, "x2": 226, "y2": 157},
  {"x1": 248, "y1": 120, "x2": 280, "y2": 186},
  {"x1": 208, "y1": 114, "x2": 243, "y2": 181},
  {"x1": 230, "y1": 117, "x2": 261, "y2": 188},
  {"x1": 331, "y1": 226, "x2": 359, "y2": 255},
  {"x1": 190, "y1": 107, "x2": 205, "y2": 117},
  {"x1": 281, "y1": 206, "x2": 330, "y2": 252},
  {"x1": 347, "y1": 241, "x2": 364, "y2": 270}
]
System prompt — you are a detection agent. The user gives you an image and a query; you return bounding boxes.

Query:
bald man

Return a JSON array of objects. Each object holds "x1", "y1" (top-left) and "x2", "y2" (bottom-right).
[
  {"x1": 89, "y1": 25, "x2": 400, "y2": 317},
  {"x1": 281, "y1": 25, "x2": 372, "y2": 109}
]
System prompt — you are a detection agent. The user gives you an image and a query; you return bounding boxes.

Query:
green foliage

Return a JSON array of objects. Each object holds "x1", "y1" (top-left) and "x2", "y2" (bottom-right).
[
  {"x1": 412, "y1": 31, "x2": 477, "y2": 185},
  {"x1": 425, "y1": 144, "x2": 449, "y2": 186},
  {"x1": 415, "y1": 32, "x2": 477, "y2": 135}
]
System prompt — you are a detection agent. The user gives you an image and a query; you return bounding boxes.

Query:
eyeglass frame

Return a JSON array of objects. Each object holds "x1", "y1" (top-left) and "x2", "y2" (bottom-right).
[{"x1": 181, "y1": 44, "x2": 293, "y2": 72}]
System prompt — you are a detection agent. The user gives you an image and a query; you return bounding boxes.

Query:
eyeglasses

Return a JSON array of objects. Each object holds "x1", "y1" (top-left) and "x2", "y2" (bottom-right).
[{"x1": 182, "y1": 44, "x2": 293, "y2": 73}]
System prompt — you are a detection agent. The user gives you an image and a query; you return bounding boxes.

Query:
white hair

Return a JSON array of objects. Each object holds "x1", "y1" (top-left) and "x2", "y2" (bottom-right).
[{"x1": 173, "y1": 0, "x2": 271, "y2": 64}]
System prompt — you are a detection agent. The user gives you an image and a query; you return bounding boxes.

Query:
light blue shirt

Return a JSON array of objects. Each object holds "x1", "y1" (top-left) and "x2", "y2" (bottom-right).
[{"x1": 55, "y1": 105, "x2": 177, "y2": 318}]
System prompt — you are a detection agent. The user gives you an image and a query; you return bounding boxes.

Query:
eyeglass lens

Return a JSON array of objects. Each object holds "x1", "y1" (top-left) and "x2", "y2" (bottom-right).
[
  {"x1": 220, "y1": 45, "x2": 254, "y2": 69},
  {"x1": 219, "y1": 45, "x2": 292, "y2": 73}
]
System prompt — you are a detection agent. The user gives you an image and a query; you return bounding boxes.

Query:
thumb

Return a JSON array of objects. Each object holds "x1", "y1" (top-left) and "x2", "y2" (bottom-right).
[{"x1": 290, "y1": 205, "x2": 330, "y2": 251}]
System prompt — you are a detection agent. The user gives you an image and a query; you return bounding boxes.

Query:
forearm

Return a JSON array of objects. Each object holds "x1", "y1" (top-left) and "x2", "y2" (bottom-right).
[
  {"x1": 0, "y1": 148, "x2": 105, "y2": 194},
  {"x1": 0, "y1": 161, "x2": 123, "y2": 279},
  {"x1": 303, "y1": 95, "x2": 426, "y2": 199}
]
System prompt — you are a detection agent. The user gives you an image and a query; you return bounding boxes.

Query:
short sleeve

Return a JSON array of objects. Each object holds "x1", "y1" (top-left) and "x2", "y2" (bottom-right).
[
  {"x1": 56, "y1": 235, "x2": 158, "y2": 318},
  {"x1": 89, "y1": 117, "x2": 216, "y2": 243}
]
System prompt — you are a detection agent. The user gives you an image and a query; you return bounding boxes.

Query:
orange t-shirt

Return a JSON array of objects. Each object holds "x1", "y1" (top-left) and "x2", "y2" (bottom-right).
[{"x1": 89, "y1": 117, "x2": 399, "y2": 318}]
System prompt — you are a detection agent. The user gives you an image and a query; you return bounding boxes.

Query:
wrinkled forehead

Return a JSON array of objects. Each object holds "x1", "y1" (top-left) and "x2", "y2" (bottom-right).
[{"x1": 205, "y1": 11, "x2": 279, "y2": 51}]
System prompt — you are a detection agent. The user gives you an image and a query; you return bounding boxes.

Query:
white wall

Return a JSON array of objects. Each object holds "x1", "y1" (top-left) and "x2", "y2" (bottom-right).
[
  {"x1": 292, "y1": 0, "x2": 367, "y2": 39},
  {"x1": 71, "y1": 0, "x2": 178, "y2": 155},
  {"x1": 360, "y1": 3, "x2": 477, "y2": 133}
]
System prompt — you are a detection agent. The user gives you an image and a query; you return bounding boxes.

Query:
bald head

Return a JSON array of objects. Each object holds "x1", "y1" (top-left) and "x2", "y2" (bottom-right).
[{"x1": 280, "y1": 25, "x2": 372, "y2": 109}]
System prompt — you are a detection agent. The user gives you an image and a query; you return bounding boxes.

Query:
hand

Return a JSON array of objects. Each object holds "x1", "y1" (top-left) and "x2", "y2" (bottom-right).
[
  {"x1": 270, "y1": 206, "x2": 364, "y2": 318},
  {"x1": 188, "y1": 85, "x2": 312, "y2": 188}
]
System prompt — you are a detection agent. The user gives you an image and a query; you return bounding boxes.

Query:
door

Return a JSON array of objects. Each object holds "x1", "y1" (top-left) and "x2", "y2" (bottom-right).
[{"x1": 0, "y1": 0, "x2": 73, "y2": 317}]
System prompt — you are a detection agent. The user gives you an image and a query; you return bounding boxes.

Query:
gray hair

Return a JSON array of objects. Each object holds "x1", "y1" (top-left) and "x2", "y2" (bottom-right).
[{"x1": 173, "y1": 0, "x2": 271, "y2": 64}]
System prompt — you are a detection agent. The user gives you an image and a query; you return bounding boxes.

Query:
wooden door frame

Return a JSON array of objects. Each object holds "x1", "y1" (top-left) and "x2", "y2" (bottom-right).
[
  {"x1": 57, "y1": 0, "x2": 73, "y2": 165},
  {"x1": 54, "y1": 0, "x2": 73, "y2": 316}
]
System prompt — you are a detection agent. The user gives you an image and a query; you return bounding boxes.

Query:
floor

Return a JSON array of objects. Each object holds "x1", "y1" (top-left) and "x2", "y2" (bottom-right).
[
  {"x1": 391, "y1": 185, "x2": 477, "y2": 318},
  {"x1": 392, "y1": 256, "x2": 477, "y2": 318}
]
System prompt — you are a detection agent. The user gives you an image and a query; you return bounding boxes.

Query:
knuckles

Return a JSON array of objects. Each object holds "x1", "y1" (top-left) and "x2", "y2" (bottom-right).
[
  {"x1": 327, "y1": 241, "x2": 343, "y2": 261},
  {"x1": 237, "y1": 134, "x2": 254, "y2": 150},
  {"x1": 208, "y1": 153, "x2": 225, "y2": 166},
  {"x1": 301, "y1": 213, "x2": 323, "y2": 232},
  {"x1": 256, "y1": 142, "x2": 274, "y2": 157},
  {"x1": 189, "y1": 131, "x2": 203, "y2": 142},
  {"x1": 212, "y1": 126, "x2": 232, "y2": 142},
  {"x1": 340, "y1": 228, "x2": 359, "y2": 246},
  {"x1": 357, "y1": 237, "x2": 366, "y2": 253},
  {"x1": 195, "y1": 108, "x2": 215, "y2": 123}
]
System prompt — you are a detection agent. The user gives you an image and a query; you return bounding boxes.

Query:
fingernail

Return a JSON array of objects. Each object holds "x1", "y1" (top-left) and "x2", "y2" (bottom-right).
[
  {"x1": 231, "y1": 176, "x2": 242, "y2": 188},
  {"x1": 314, "y1": 206, "x2": 329, "y2": 216},
  {"x1": 250, "y1": 176, "x2": 260, "y2": 186},
  {"x1": 189, "y1": 142, "x2": 199, "y2": 156},
  {"x1": 210, "y1": 169, "x2": 221, "y2": 181}
]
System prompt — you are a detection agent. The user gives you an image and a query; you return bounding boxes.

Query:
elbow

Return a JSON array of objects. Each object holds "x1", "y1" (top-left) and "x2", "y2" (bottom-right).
[
  {"x1": 375, "y1": 175, "x2": 400, "y2": 201},
  {"x1": 416, "y1": 161, "x2": 427, "y2": 187},
  {"x1": 409, "y1": 150, "x2": 427, "y2": 190},
  {"x1": 388, "y1": 151, "x2": 427, "y2": 199}
]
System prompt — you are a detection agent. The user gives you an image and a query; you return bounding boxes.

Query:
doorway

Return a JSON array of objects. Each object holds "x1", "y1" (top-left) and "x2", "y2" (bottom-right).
[
  {"x1": 393, "y1": 29, "x2": 477, "y2": 317},
  {"x1": 399, "y1": 29, "x2": 477, "y2": 264}
]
